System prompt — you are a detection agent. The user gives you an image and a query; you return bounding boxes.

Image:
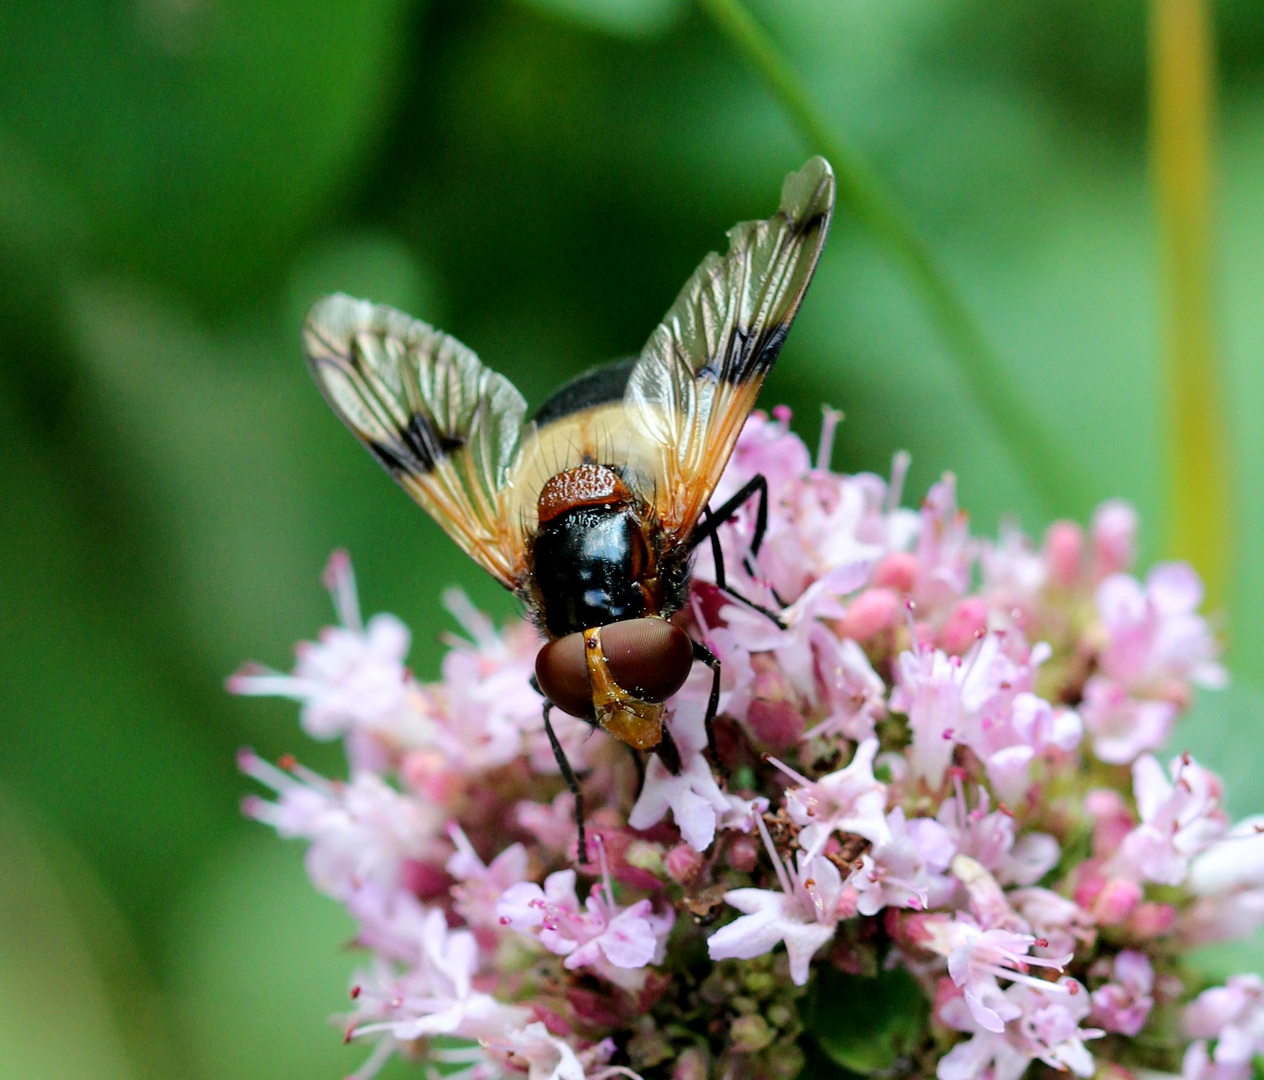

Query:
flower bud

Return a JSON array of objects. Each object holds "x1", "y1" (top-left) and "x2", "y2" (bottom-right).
[
  {"x1": 728, "y1": 833, "x2": 760, "y2": 872},
  {"x1": 1044, "y1": 520, "x2": 1084, "y2": 587},
  {"x1": 1092, "y1": 877, "x2": 1143, "y2": 926},
  {"x1": 874, "y1": 552, "x2": 919, "y2": 592},
  {"x1": 1092, "y1": 500, "x2": 1139, "y2": 576},
  {"x1": 730, "y1": 1014, "x2": 774, "y2": 1053},
  {"x1": 673, "y1": 1048, "x2": 708, "y2": 1080},
  {"x1": 748, "y1": 660, "x2": 804, "y2": 749},
  {"x1": 939, "y1": 598, "x2": 989, "y2": 655},
  {"x1": 748, "y1": 699, "x2": 804, "y2": 750},
  {"x1": 666, "y1": 842, "x2": 704, "y2": 884},
  {"x1": 1129, "y1": 901, "x2": 1177, "y2": 939},
  {"x1": 838, "y1": 587, "x2": 900, "y2": 641}
]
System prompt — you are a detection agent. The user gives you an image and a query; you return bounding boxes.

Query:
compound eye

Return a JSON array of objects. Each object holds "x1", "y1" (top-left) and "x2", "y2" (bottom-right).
[
  {"x1": 602, "y1": 619, "x2": 694, "y2": 703},
  {"x1": 535, "y1": 632, "x2": 594, "y2": 719},
  {"x1": 534, "y1": 620, "x2": 695, "y2": 720}
]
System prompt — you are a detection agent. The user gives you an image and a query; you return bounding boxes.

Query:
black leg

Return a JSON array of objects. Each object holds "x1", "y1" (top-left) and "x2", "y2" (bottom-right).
[
  {"x1": 700, "y1": 505, "x2": 727, "y2": 590},
  {"x1": 690, "y1": 476, "x2": 786, "y2": 628},
  {"x1": 692, "y1": 639, "x2": 722, "y2": 768},
  {"x1": 542, "y1": 701, "x2": 588, "y2": 866},
  {"x1": 627, "y1": 743, "x2": 647, "y2": 796},
  {"x1": 656, "y1": 722, "x2": 683, "y2": 776},
  {"x1": 689, "y1": 474, "x2": 770, "y2": 558}
]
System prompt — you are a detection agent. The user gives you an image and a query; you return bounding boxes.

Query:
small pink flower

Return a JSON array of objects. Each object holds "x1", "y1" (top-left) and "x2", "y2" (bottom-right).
[
  {"x1": 775, "y1": 736, "x2": 891, "y2": 859},
  {"x1": 627, "y1": 696, "x2": 731, "y2": 852},
  {"x1": 707, "y1": 819, "x2": 845, "y2": 986},
  {"x1": 347, "y1": 905, "x2": 529, "y2": 1045},
  {"x1": 853, "y1": 808, "x2": 955, "y2": 916},
  {"x1": 665, "y1": 843, "x2": 704, "y2": 884},
  {"x1": 239, "y1": 750, "x2": 443, "y2": 899},
  {"x1": 974, "y1": 690, "x2": 1082, "y2": 803},
  {"x1": 1110, "y1": 753, "x2": 1227, "y2": 886},
  {"x1": 940, "y1": 597, "x2": 990, "y2": 656},
  {"x1": 446, "y1": 823, "x2": 529, "y2": 930},
  {"x1": 1089, "y1": 877, "x2": 1143, "y2": 927},
  {"x1": 980, "y1": 521, "x2": 1048, "y2": 606},
  {"x1": 1080, "y1": 677, "x2": 1179, "y2": 765},
  {"x1": 1183, "y1": 975, "x2": 1264, "y2": 1080},
  {"x1": 913, "y1": 857, "x2": 1072, "y2": 1033},
  {"x1": 1096, "y1": 564, "x2": 1226, "y2": 694},
  {"x1": 1007, "y1": 887, "x2": 1096, "y2": 960},
  {"x1": 497, "y1": 864, "x2": 671, "y2": 980},
  {"x1": 229, "y1": 551, "x2": 426, "y2": 754},
  {"x1": 1090, "y1": 950, "x2": 1154, "y2": 1036},
  {"x1": 805, "y1": 636, "x2": 887, "y2": 742},
  {"x1": 874, "y1": 551, "x2": 919, "y2": 592},
  {"x1": 937, "y1": 978, "x2": 1103, "y2": 1080}
]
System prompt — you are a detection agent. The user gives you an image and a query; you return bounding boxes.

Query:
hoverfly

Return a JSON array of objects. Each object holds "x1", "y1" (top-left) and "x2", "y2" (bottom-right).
[{"x1": 303, "y1": 157, "x2": 835, "y2": 861}]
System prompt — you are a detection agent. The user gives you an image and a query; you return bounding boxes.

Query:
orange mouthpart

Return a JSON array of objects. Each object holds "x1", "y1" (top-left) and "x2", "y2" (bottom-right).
[{"x1": 582, "y1": 626, "x2": 664, "y2": 750}]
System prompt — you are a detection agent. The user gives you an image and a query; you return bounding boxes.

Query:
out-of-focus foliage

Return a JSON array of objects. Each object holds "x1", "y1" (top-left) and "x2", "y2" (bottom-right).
[{"x1": 2, "y1": 1, "x2": 1264, "y2": 1077}]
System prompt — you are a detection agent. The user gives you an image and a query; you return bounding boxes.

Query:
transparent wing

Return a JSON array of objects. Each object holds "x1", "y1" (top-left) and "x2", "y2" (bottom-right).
[
  {"x1": 304, "y1": 294, "x2": 532, "y2": 588},
  {"x1": 625, "y1": 156, "x2": 836, "y2": 539}
]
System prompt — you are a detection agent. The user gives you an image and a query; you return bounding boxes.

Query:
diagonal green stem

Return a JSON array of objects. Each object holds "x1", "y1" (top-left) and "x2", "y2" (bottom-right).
[{"x1": 696, "y1": 0, "x2": 1089, "y2": 513}]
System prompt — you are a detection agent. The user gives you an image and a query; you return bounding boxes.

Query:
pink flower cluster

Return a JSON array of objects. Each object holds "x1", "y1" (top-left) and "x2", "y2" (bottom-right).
[{"x1": 234, "y1": 409, "x2": 1257, "y2": 1080}]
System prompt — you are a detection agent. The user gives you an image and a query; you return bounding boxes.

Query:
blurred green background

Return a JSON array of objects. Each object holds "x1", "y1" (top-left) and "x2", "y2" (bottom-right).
[{"x1": 3, "y1": 1, "x2": 1264, "y2": 1077}]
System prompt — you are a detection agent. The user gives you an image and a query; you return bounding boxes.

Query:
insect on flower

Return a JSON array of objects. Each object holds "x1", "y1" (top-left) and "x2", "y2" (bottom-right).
[{"x1": 303, "y1": 157, "x2": 836, "y2": 861}]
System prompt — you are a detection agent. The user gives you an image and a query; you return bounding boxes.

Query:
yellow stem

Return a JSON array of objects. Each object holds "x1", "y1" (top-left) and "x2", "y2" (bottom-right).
[{"x1": 1150, "y1": 0, "x2": 1231, "y2": 611}]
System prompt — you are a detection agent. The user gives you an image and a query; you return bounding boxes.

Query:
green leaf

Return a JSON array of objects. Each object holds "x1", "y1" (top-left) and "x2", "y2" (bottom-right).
[
  {"x1": 0, "y1": 792, "x2": 142, "y2": 1080},
  {"x1": 806, "y1": 964, "x2": 929, "y2": 1076},
  {"x1": 0, "y1": 0, "x2": 419, "y2": 307}
]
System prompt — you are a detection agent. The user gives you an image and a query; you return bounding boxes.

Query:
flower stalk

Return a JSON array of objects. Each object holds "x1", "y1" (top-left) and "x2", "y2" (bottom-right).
[{"x1": 1149, "y1": 0, "x2": 1232, "y2": 611}]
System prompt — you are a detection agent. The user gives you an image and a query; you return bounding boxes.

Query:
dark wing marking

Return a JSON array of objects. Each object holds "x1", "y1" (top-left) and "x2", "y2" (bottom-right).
[
  {"x1": 625, "y1": 156, "x2": 835, "y2": 540},
  {"x1": 532, "y1": 357, "x2": 637, "y2": 427},
  {"x1": 304, "y1": 294, "x2": 531, "y2": 588}
]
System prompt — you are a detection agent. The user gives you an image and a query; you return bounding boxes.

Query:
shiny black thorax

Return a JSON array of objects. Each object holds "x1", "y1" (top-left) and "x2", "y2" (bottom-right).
[{"x1": 530, "y1": 504, "x2": 691, "y2": 640}]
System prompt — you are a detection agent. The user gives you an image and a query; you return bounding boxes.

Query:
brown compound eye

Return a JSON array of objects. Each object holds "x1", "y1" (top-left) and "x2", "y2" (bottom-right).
[{"x1": 535, "y1": 619, "x2": 695, "y2": 720}]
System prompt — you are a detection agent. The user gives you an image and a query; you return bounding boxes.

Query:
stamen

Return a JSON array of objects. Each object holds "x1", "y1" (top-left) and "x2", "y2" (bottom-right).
[
  {"x1": 817, "y1": 406, "x2": 843, "y2": 472},
  {"x1": 595, "y1": 833, "x2": 616, "y2": 909},
  {"x1": 754, "y1": 809, "x2": 795, "y2": 897},
  {"x1": 345, "y1": 1037, "x2": 397, "y2": 1080},
  {"x1": 322, "y1": 549, "x2": 363, "y2": 631},
  {"x1": 887, "y1": 450, "x2": 911, "y2": 512},
  {"x1": 447, "y1": 821, "x2": 477, "y2": 861},
  {"x1": 960, "y1": 634, "x2": 988, "y2": 684},
  {"x1": 904, "y1": 599, "x2": 919, "y2": 644},
  {"x1": 237, "y1": 747, "x2": 296, "y2": 791},
  {"x1": 441, "y1": 587, "x2": 500, "y2": 653},
  {"x1": 765, "y1": 755, "x2": 813, "y2": 787}
]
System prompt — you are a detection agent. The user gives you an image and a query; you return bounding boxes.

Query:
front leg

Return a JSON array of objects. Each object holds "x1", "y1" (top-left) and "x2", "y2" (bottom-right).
[
  {"x1": 541, "y1": 701, "x2": 589, "y2": 866},
  {"x1": 688, "y1": 473, "x2": 771, "y2": 560},
  {"x1": 692, "y1": 476, "x2": 785, "y2": 628}
]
